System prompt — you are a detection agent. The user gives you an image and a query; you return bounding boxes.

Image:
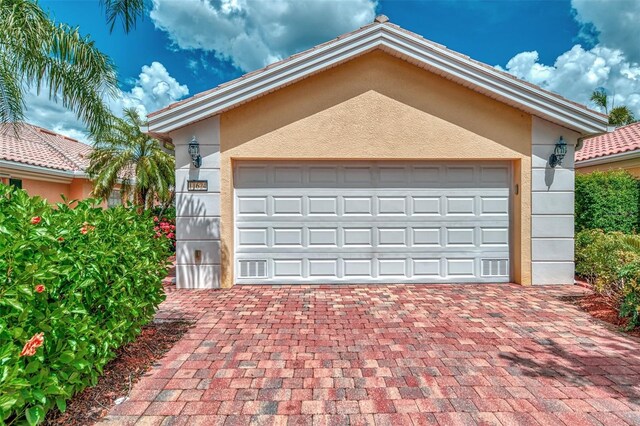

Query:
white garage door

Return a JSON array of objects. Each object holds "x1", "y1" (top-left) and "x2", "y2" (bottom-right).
[{"x1": 234, "y1": 161, "x2": 511, "y2": 284}]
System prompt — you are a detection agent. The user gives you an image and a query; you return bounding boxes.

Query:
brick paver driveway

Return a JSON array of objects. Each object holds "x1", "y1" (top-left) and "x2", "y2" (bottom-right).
[{"x1": 104, "y1": 284, "x2": 640, "y2": 425}]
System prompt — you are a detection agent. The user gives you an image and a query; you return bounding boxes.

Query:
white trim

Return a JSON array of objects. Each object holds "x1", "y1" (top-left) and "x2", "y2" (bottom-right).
[
  {"x1": 0, "y1": 160, "x2": 87, "y2": 183},
  {"x1": 575, "y1": 149, "x2": 640, "y2": 167},
  {"x1": 147, "y1": 23, "x2": 608, "y2": 136}
]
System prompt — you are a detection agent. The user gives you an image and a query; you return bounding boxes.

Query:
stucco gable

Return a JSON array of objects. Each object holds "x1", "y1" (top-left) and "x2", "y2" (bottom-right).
[
  {"x1": 220, "y1": 51, "x2": 531, "y2": 158},
  {"x1": 147, "y1": 18, "x2": 607, "y2": 137}
]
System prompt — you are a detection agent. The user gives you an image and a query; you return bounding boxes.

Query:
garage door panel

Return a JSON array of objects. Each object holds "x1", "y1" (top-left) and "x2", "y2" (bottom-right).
[
  {"x1": 274, "y1": 166, "x2": 303, "y2": 184},
  {"x1": 413, "y1": 228, "x2": 441, "y2": 246},
  {"x1": 343, "y1": 197, "x2": 373, "y2": 215},
  {"x1": 343, "y1": 228, "x2": 373, "y2": 246},
  {"x1": 378, "y1": 197, "x2": 407, "y2": 215},
  {"x1": 236, "y1": 225, "x2": 507, "y2": 249},
  {"x1": 378, "y1": 228, "x2": 407, "y2": 246},
  {"x1": 237, "y1": 228, "x2": 268, "y2": 247},
  {"x1": 308, "y1": 197, "x2": 338, "y2": 215},
  {"x1": 480, "y1": 228, "x2": 509, "y2": 246},
  {"x1": 446, "y1": 228, "x2": 475, "y2": 246},
  {"x1": 273, "y1": 197, "x2": 303, "y2": 215},
  {"x1": 273, "y1": 228, "x2": 303, "y2": 246},
  {"x1": 237, "y1": 196, "x2": 268, "y2": 215},
  {"x1": 308, "y1": 228, "x2": 338, "y2": 246},
  {"x1": 235, "y1": 253, "x2": 509, "y2": 283},
  {"x1": 273, "y1": 259, "x2": 302, "y2": 277},
  {"x1": 480, "y1": 197, "x2": 509, "y2": 215},
  {"x1": 445, "y1": 197, "x2": 476, "y2": 215},
  {"x1": 236, "y1": 226, "x2": 509, "y2": 253},
  {"x1": 235, "y1": 163, "x2": 511, "y2": 189},
  {"x1": 446, "y1": 258, "x2": 476, "y2": 277},
  {"x1": 413, "y1": 197, "x2": 441, "y2": 215},
  {"x1": 235, "y1": 161, "x2": 510, "y2": 283}
]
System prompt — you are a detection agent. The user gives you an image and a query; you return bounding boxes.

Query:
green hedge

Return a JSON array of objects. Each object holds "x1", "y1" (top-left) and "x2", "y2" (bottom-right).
[
  {"x1": 0, "y1": 184, "x2": 170, "y2": 424},
  {"x1": 575, "y1": 229, "x2": 640, "y2": 329},
  {"x1": 575, "y1": 170, "x2": 639, "y2": 233}
]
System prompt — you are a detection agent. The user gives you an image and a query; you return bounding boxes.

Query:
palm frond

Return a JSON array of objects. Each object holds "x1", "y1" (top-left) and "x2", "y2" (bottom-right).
[
  {"x1": 609, "y1": 106, "x2": 636, "y2": 127},
  {"x1": 0, "y1": 56, "x2": 24, "y2": 125},
  {"x1": 620, "y1": 235, "x2": 640, "y2": 252},
  {"x1": 0, "y1": 0, "x2": 117, "y2": 134},
  {"x1": 100, "y1": 0, "x2": 145, "y2": 34},
  {"x1": 590, "y1": 88, "x2": 608, "y2": 114}
]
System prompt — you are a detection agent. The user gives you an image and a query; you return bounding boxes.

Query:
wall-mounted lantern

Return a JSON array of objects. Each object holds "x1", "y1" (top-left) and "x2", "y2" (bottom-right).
[
  {"x1": 188, "y1": 136, "x2": 202, "y2": 168},
  {"x1": 549, "y1": 136, "x2": 567, "y2": 168}
]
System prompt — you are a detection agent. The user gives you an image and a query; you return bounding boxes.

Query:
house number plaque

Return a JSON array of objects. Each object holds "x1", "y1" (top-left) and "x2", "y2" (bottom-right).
[{"x1": 187, "y1": 180, "x2": 208, "y2": 191}]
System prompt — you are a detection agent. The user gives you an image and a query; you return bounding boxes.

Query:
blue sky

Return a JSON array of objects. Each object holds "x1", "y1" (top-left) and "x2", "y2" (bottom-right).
[{"x1": 29, "y1": 0, "x2": 640, "y2": 140}]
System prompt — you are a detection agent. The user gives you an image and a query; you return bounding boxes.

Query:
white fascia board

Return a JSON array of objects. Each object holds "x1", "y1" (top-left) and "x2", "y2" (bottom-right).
[
  {"x1": 0, "y1": 160, "x2": 135, "y2": 186},
  {"x1": 148, "y1": 25, "x2": 608, "y2": 136},
  {"x1": 0, "y1": 160, "x2": 87, "y2": 183},
  {"x1": 379, "y1": 27, "x2": 607, "y2": 134},
  {"x1": 148, "y1": 28, "x2": 383, "y2": 134},
  {"x1": 575, "y1": 149, "x2": 640, "y2": 168}
]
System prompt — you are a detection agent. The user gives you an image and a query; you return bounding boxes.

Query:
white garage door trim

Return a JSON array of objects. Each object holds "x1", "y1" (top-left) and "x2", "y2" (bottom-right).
[{"x1": 234, "y1": 161, "x2": 511, "y2": 284}]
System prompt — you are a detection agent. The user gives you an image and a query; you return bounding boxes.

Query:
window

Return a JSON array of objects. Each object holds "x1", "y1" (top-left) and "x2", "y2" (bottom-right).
[
  {"x1": 107, "y1": 190, "x2": 121, "y2": 208},
  {"x1": 9, "y1": 178, "x2": 22, "y2": 189}
]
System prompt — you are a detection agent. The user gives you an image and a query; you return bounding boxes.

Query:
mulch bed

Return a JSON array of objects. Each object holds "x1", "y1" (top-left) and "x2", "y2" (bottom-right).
[
  {"x1": 44, "y1": 320, "x2": 192, "y2": 426},
  {"x1": 574, "y1": 291, "x2": 640, "y2": 338}
]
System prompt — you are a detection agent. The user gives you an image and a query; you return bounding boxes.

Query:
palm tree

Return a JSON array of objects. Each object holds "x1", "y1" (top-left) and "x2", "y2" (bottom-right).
[
  {"x1": 88, "y1": 108, "x2": 174, "y2": 209},
  {"x1": 1, "y1": 0, "x2": 146, "y2": 136},
  {"x1": 0, "y1": 0, "x2": 120, "y2": 135},
  {"x1": 609, "y1": 106, "x2": 636, "y2": 127},
  {"x1": 590, "y1": 88, "x2": 609, "y2": 115},
  {"x1": 590, "y1": 88, "x2": 637, "y2": 126}
]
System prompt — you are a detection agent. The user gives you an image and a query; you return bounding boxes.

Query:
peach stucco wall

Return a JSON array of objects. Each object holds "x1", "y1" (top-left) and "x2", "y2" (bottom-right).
[
  {"x1": 69, "y1": 178, "x2": 95, "y2": 201},
  {"x1": 3, "y1": 176, "x2": 103, "y2": 206},
  {"x1": 576, "y1": 157, "x2": 640, "y2": 177},
  {"x1": 20, "y1": 178, "x2": 71, "y2": 202},
  {"x1": 218, "y1": 50, "x2": 532, "y2": 288}
]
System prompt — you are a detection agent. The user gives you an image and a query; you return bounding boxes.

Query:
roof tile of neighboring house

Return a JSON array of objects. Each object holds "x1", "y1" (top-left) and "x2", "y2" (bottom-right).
[
  {"x1": 149, "y1": 20, "x2": 606, "y2": 121},
  {"x1": 576, "y1": 122, "x2": 640, "y2": 162},
  {"x1": 0, "y1": 123, "x2": 91, "y2": 172}
]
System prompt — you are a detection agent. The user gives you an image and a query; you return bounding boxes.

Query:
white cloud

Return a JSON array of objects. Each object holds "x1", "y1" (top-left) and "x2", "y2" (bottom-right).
[
  {"x1": 500, "y1": 45, "x2": 640, "y2": 116},
  {"x1": 572, "y1": 0, "x2": 640, "y2": 64},
  {"x1": 149, "y1": 0, "x2": 378, "y2": 72},
  {"x1": 24, "y1": 88, "x2": 91, "y2": 142},
  {"x1": 498, "y1": 1, "x2": 640, "y2": 117},
  {"x1": 116, "y1": 61, "x2": 189, "y2": 118},
  {"x1": 24, "y1": 61, "x2": 189, "y2": 142}
]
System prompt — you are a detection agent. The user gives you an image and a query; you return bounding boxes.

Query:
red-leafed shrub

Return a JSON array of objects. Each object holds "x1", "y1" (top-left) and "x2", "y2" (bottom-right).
[{"x1": 153, "y1": 215, "x2": 175, "y2": 251}]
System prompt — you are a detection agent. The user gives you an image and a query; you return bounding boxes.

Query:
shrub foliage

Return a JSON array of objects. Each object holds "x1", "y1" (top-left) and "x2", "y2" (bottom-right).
[
  {"x1": 576, "y1": 229, "x2": 640, "y2": 329},
  {"x1": 575, "y1": 170, "x2": 639, "y2": 233},
  {"x1": 0, "y1": 184, "x2": 169, "y2": 424}
]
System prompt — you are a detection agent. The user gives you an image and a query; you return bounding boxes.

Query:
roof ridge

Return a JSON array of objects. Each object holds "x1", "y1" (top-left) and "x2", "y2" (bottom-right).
[{"x1": 23, "y1": 124, "x2": 86, "y2": 171}]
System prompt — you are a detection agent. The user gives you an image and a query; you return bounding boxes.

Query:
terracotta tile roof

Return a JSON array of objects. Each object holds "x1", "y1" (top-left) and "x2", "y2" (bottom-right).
[
  {"x1": 0, "y1": 123, "x2": 92, "y2": 172},
  {"x1": 149, "y1": 20, "x2": 606, "y2": 122},
  {"x1": 576, "y1": 122, "x2": 640, "y2": 162}
]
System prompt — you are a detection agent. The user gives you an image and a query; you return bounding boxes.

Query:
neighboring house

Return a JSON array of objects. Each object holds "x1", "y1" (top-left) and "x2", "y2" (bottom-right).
[
  {"x1": 0, "y1": 122, "x2": 120, "y2": 206},
  {"x1": 575, "y1": 122, "x2": 640, "y2": 176},
  {"x1": 145, "y1": 16, "x2": 608, "y2": 289}
]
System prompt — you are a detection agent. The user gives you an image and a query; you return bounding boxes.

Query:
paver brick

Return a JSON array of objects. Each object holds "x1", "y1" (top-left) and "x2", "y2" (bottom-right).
[{"x1": 106, "y1": 284, "x2": 640, "y2": 424}]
